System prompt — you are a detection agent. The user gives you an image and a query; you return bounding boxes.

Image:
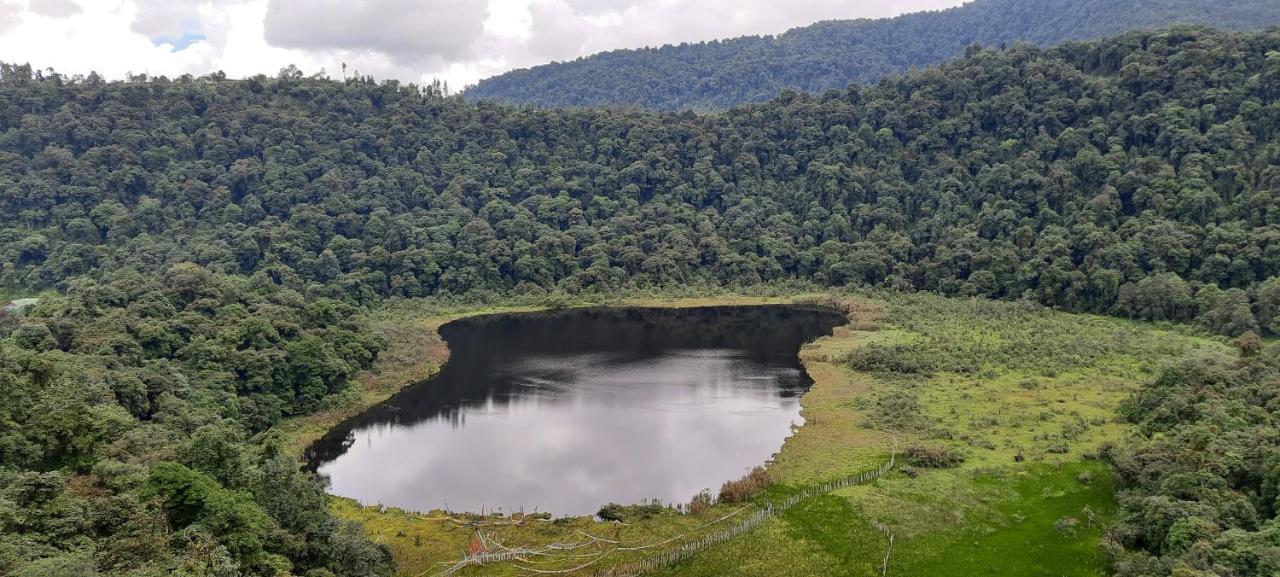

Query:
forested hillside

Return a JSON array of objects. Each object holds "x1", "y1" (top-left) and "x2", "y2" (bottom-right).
[
  {"x1": 2, "y1": 26, "x2": 1280, "y2": 576},
  {"x1": 4, "y1": 27, "x2": 1280, "y2": 335},
  {"x1": 466, "y1": 0, "x2": 1280, "y2": 111},
  {"x1": 1106, "y1": 344, "x2": 1280, "y2": 576},
  {"x1": 0, "y1": 271, "x2": 394, "y2": 577}
]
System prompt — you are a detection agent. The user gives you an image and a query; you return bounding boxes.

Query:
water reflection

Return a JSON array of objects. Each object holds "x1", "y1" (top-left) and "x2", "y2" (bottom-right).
[{"x1": 306, "y1": 306, "x2": 845, "y2": 516}]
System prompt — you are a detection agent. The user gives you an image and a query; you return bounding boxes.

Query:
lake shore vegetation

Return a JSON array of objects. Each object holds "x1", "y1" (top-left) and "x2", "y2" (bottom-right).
[{"x1": 298, "y1": 290, "x2": 1226, "y2": 577}]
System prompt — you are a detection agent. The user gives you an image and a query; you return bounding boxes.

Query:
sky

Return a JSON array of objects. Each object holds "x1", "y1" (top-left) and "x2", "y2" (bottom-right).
[{"x1": 0, "y1": 0, "x2": 968, "y2": 90}]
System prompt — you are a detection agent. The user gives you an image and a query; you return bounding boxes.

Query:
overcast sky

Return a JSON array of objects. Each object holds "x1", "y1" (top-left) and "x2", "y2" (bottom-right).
[{"x1": 0, "y1": 0, "x2": 967, "y2": 89}]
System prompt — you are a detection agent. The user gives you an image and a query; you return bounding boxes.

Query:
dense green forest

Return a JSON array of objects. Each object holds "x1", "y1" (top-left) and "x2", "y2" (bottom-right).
[
  {"x1": 1106, "y1": 343, "x2": 1280, "y2": 576},
  {"x1": 0, "y1": 269, "x2": 394, "y2": 576},
  {"x1": 4, "y1": 27, "x2": 1280, "y2": 335},
  {"x1": 466, "y1": 0, "x2": 1280, "y2": 111},
  {"x1": 2, "y1": 25, "x2": 1280, "y2": 577}
]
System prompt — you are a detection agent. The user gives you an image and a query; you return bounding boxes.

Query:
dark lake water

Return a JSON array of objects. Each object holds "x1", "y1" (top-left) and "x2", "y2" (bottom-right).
[{"x1": 305, "y1": 305, "x2": 846, "y2": 516}]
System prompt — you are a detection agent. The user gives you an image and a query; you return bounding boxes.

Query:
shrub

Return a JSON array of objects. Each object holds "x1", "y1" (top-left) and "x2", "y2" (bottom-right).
[
  {"x1": 967, "y1": 437, "x2": 996, "y2": 450},
  {"x1": 632, "y1": 501, "x2": 664, "y2": 520},
  {"x1": 596, "y1": 501, "x2": 665, "y2": 522},
  {"x1": 719, "y1": 466, "x2": 770, "y2": 503},
  {"x1": 904, "y1": 445, "x2": 965, "y2": 468},
  {"x1": 1231, "y1": 331, "x2": 1262, "y2": 356},
  {"x1": 597, "y1": 503, "x2": 625, "y2": 522},
  {"x1": 847, "y1": 344, "x2": 935, "y2": 375},
  {"x1": 1053, "y1": 516, "x2": 1080, "y2": 538},
  {"x1": 1061, "y1": 420, "x2": 1088, "y2": 440},
  {"x1": 686, "y1": 490, "x2": 714, "y2": 515},
  {"x1": 857, "y1": 389, "x2": 927, "y2": 432}
]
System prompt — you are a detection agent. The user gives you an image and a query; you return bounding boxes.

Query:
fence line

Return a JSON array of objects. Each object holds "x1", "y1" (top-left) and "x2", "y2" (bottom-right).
[
  {"x1": 870, "y1": 522, "x2": 895, "y2": 577},
  {"x1": 431, "y1": 442, "x2": 898, "y2": 577},
  {"x1": 587, "y1": 443, "x2": 897, "y2": 577}
]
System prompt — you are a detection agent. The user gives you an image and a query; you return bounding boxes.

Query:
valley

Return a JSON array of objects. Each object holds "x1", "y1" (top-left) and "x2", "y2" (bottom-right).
[
  {"x1": 1, "y1": 9, "x2": 1278, "y2": 577},
  {"x1": 285, "y1": 291, "x2": 1224, "y2": 576}
]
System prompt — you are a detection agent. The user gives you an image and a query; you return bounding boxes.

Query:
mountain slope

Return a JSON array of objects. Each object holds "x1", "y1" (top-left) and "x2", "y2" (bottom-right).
[
  {"x1": 465, "y1": 0, "x2": 1280, "y2": 111},
  {"x1": 2, "y1": 27, "x2": 1280, "y2": 329},
  {"x1": 3, "y1": 26, "x2": 1280, "y2": 576}
]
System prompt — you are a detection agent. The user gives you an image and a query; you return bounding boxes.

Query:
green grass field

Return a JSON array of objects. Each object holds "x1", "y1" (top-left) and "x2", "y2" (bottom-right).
[
  {"x1": 646, "y1": 293, "x2": 1220, "y2": 577},
  {"x1": 656, "y1": 462, "x2": 1114, "y2": 577},
  {"x1": 897, "y1": 462, "x2": 1115, "y2": 577},
  {"x1": 292, "y1": 291, "x2": 1224, "y2": 577}
]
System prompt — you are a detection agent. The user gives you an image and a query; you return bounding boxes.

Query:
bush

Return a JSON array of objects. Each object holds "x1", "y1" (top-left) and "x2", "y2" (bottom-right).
[
  {"x1": 847, "y1": 344, "x2": 935, "y2": 375},
  {"x1": 1053, "y1": 516, "x2": 1080, "y2": 538},
  {"x1": 631, "y1": 501, "x2": 665, "y2": 520},
  {"x1": 596, "y1": 503, "x2": 625, "y2": 522},
  {"x1": 857, "y1": 389, "x2": 927, "y2": 432},
  {"x1": 904, "y1": 445, "x2": 965, "y2": 468},
  {"x1": 686, "y1": 490, "x2": 714, "y2": 515},
  {"x1": 967, "y1": 437, "x2": 996, "y2": 450},
  {"x1": 1231, "y1": 331, "x2": 1262, "y2": 356},
  {"x1": 719, "y1": 467, "x2": 770, "y2": 503},
  {"x1": 596, "y1": 501, "x2": 665, "y2": 522}
]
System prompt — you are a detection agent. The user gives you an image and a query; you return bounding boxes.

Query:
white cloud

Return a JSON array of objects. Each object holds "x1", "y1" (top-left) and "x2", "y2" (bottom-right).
[
  {"x1": 0, "y1": 1, "x2": 22, "y2": 32},
  {"x1": 526, "y1": 0, "x2": 589, "y2": 62},
  {"x1": 0, "y1": 0, "x2": 967, "y2": 89},
  {"x1": 263, "y1": 0, "x2": 489, "y2": 66},
  {"x1": 28, "y1": 0, "x2": 79, "y2": 18},
  {"x1": 528, "y1": 0, "x2": 966, "y2": 58},
  {"x1": 0, "y1": 1, "x2": 214, "y2": 78},
  {"x1": 563, "y1": 0, "x2": 630, "y2": 16},
  {"x1": 130, "y1": 0, "x2": 219, "y2": 39}
]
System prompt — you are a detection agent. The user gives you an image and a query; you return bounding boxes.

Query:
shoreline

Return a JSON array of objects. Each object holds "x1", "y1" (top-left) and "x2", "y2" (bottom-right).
[
  {"x1": 297, "y1": 292, "x2": 1207, "y2": 577},
  {"x1": 277, "y1": 293, "x2": 831, "y2": 461}
]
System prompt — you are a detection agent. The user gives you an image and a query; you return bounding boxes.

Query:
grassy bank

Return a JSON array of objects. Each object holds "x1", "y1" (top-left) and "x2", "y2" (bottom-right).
[
  {"x1": 285, "y1": 291, "x2": 1225, "y2": 576},
  {"x1": 650, "y1": 293, "x2": 1222, "y2": 577}
]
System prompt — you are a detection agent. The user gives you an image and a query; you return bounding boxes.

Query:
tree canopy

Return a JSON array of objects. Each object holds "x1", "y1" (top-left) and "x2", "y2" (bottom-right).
[
  {"x1": 3, "y1": 27, "x2": 1280, "y2": 335},
  {"x1": 2, "y1": 24, "x2": 1280, "y2": 576},
  {"x1": 1106, "y1": 344, "x2": 1280, "y2": 576},
  {"x1": 0, "y1": 268, "x2": 392, "y2": 577},
  {"x1": 466, "y1": 0, "x2": 1280, "y2": 111}
]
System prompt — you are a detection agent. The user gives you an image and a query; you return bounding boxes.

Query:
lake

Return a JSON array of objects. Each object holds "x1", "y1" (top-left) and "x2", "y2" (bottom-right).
[{"x1": 305, "y1": 305, "x2": 846, "y2": 516}]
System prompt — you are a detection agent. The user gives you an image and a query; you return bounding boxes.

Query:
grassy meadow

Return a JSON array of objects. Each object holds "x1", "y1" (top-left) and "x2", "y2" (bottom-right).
[{"x1": 281, "y1": 291, "x2": 1227, "y2": 577}]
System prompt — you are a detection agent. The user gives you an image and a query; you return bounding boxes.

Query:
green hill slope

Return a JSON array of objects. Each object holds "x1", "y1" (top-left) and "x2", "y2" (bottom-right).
[
  {"x1": 4, "y1": 27, "x2": 1280, "y2": 333},
  {"x1": 3, "y1": 26, "x2": 1280, "y2": 577},
  {"x1": 465, "y1": 0, "x2": 1280, "y2": 111}
]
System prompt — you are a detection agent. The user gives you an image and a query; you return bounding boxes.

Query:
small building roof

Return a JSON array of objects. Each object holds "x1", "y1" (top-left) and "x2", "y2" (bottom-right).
[{"x1": 2, "y1": 298, "x2": 40, "y2": 308}]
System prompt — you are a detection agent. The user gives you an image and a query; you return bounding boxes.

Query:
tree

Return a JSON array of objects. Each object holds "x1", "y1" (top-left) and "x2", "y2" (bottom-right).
[{"x1": 144, "y1": 462, "x2": 279, "y2": 572}]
